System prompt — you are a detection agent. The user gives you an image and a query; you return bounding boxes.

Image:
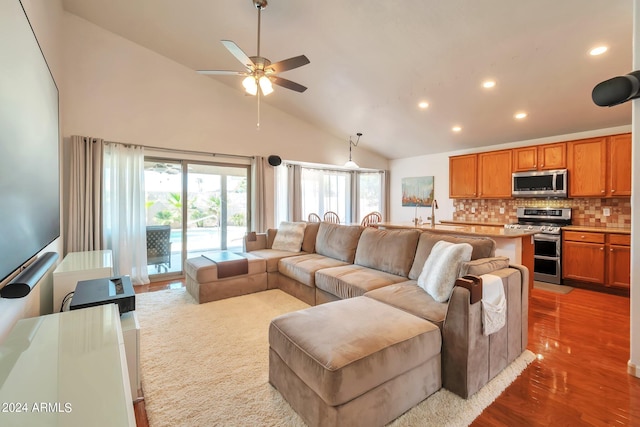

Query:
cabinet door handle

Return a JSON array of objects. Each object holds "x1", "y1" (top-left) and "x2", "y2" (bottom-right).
[
  {"x1": 601, "y1": 190, "x2": 605, "y2": 193},
  {"x1": 600, "y1": 247, "x2": 604, "y2": 251},
  {"x1": 612, "y1": 189, "x2": 616, "y2": 193},
  {"x1": 581, "y1": 235, "x2": 585, "y2": 239},
  {"x1": 540, "y1": 163, "x2": 544, "y2": 167},
  {"x1": 610, "y1": 248, "x2": 614, "y2": 252}
]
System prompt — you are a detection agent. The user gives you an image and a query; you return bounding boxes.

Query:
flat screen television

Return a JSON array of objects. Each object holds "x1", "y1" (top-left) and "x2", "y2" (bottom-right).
[{"x1": 0, "y1": 0, "x2": 60, "y2": 285}]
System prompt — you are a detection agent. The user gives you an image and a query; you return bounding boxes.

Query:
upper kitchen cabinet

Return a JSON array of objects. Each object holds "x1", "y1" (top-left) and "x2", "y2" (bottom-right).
[
  {"x1": 512, "y1": 142, "x2": 566, "y2": 172},
  {"x1": 567, "y1": 137, "x2": 607, "y2": 197},
  {"x1": 608, "y1": 133, "x2": 632, "y2": 197},
  {"x1": 567, "y1": 133, "x2": 631, "y2": 197},
  {"x1": 478, "y1": 150, "x2": 512, "y2": 198},
  {"x1": 449, "y1": 154, "x2": 477, "y2": 198}
]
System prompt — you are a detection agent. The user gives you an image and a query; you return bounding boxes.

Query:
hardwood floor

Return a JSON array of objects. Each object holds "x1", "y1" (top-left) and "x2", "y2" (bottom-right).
[{"x1": 133, "y1": 280, "x2": 639, "y2": 426}]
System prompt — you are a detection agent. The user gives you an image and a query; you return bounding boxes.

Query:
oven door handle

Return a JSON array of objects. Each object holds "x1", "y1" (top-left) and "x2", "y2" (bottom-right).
[
  {"x1": 533, "y1": 234, "x2": 560, "y2": 242},
  {"x1": 552, "y1": 172, "x2": 557, "y2": 192}
]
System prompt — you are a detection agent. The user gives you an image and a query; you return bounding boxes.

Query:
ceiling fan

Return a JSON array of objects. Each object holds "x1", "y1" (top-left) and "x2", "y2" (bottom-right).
[{"x1": 197, "y1": 0, "x2": 310, "y2": 97}]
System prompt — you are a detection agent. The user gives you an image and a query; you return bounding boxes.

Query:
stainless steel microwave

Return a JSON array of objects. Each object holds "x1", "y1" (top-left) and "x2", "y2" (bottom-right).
[{"x1": 512, "y1": 169, "x2": 568, "y2": 198}]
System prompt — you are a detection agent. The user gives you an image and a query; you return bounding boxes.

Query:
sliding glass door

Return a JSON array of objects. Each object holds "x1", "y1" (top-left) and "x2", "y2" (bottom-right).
[{"x1": 144, "y1": 159, "x2": 249, "y2": 279}]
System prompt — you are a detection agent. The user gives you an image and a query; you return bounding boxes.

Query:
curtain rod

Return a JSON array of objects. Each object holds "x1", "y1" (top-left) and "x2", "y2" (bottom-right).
[{"x1": 105, "y1": 140, "x2": 254, "y2": 160}]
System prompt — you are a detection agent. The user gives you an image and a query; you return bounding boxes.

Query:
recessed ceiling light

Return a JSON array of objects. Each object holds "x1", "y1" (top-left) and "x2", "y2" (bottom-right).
[
  {"x1": 589, "y1": 46, "x2": 608, "y2": 56},
  {"x1": 514, "y1": 112, "x2": 527, "y2": 119},
  {"x1": 452, "y1": 126, "x2": 462, "y2": 132},
  {"x1": 482, "y1": 80, "x2": 496, "y2": 89},
  {"x1": 418, "y1": 101, "x2": 429, "y2": 109}
]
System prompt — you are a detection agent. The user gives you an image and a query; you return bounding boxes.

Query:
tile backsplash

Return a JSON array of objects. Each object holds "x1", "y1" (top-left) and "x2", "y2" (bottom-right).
[{"x1": 453, "y1": 198, "x2": 631, "y2": 228}]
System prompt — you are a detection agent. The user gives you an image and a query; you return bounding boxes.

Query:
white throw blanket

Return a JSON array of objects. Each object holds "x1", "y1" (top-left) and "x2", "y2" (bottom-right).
[{"x1": 480, "y1": 274, "x2": 506, "y2": 336}]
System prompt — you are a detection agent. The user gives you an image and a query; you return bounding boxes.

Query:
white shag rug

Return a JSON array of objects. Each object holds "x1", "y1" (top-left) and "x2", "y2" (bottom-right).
[{"x1": 136, "y1": 288, "x2": 535, "y2": 427}]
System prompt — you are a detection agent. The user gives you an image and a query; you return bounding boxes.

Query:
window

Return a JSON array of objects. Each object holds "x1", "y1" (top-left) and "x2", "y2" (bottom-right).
[
  {"x1": 144, "y1": 158, "x2": 249, "y2": 278},
  {"x1": 276, "y1": 163, "x2": 385, "y2": 224}
]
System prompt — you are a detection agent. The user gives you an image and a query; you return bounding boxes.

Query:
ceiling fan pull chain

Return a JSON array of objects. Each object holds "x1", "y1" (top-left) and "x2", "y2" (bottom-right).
[{"x1": 257, "y1": 90, "x2": 261, "y2": 129}]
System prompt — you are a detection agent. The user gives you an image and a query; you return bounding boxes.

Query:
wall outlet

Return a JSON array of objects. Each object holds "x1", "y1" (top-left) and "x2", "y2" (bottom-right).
[
  {"x1": 471, "y1": 207, "x2": 476, "y2": 213},
  {"x1": 499, "y1": 207, "x2": 505, "y2": 214},
  {"x1": 603, "y1": 208, "x2": 611, "y2": 217}
]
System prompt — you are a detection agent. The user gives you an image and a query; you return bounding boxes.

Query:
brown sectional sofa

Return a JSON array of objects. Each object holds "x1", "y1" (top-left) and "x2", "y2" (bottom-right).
[{"x1": 238, "y1": 221, "x2": 529, "y2": 425}]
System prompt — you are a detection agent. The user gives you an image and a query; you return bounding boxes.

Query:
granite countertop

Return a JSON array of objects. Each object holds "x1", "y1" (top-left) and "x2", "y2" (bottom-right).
[
  {"x1": 375, "y1": 222, "x2": 536, "y2": 238},
  {"x1": 562, "y1": 225, "x2": 631, "y2": 234},
  {"x1": 439, "y1": 220, "x2": 506, "y2": 227}
]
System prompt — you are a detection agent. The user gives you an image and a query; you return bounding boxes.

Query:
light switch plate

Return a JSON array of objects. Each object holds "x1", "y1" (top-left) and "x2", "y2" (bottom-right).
[{"x1": 603, "y1": 208, "x2": 611, "y2": 217}]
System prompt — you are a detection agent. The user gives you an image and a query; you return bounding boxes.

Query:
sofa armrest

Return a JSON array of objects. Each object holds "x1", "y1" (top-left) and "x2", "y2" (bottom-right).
[
  {"x1": 442, "y1": 266, "x2": 528, "y2": 398},
  {"x1": 454, "y1": 275, "x2": 483, "y2": 304},
  {"x1": 243, "y1": 232, "x2": 268, "y2": 252}
]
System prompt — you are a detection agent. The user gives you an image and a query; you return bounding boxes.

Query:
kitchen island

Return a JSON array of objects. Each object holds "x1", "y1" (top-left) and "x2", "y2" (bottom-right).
[{"x1": 374, "y1": 222, "x2": 535, "y2": 291}]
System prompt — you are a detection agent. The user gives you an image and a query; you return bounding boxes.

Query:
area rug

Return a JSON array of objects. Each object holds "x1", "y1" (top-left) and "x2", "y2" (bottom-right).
[
  {"x1": 136, "y1": 288, "x2": 535, "y2": 427},
  {"x1": 533, "y1": 280, "x2": 573, "y2": 294}
]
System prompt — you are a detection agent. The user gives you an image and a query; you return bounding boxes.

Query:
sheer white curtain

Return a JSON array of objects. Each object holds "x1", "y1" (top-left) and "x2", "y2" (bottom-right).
[
  {"x1": 67, "y1": 135, "x2": 104, "y2": 253},
  {"x1": 103, "y1": 142, "x2": 149, "y2": 285}
]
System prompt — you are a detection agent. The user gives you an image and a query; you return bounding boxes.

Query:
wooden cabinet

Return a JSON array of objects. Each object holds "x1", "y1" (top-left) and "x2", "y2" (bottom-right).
[
  {"x1": 567, "y1": 137, "x2": 607, "y2": 197},
  {"x1": 513, "y1": 142, "x2": 566, "y2": 172},
  {"x1": 478, "y1": 150, "x2": 512, "y2": 198},
  {"x1": 562, "y1": 231, "x2": 605, "y2": 283},
  {"x1": 567, "y1": 133, "x2": 631, "y2": 198},
  {"x1": 449, "y1": 154, "x2": 477, "y2": 198},
  {"x1": 562, "y1": 230, "x2": 630, "y2": 289},
  {"x1": 607, "y1": 234, "x2": 631, "y2": 289},
  {"x1": 608, "y1": 133, "x2": 632, "y2": 197}
]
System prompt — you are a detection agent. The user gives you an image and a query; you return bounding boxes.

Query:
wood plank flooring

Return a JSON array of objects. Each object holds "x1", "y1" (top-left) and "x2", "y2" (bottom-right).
[{"x1": 133, "y1": 281, "x2": 640, "y2": 426}]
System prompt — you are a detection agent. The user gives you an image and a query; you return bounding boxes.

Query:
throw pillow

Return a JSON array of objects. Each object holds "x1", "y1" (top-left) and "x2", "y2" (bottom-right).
[
  {"x1": 271, "y1": 221, "x2": 307, "y2": 252},
  {"x1": 417, "y1": 241, "x2": 473, "y2": 302}
]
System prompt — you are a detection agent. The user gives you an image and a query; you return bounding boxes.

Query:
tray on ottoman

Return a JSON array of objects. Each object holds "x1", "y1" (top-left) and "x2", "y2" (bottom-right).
[{"x1": 269, "y1": 296, "x2": 442, "y2": 427}]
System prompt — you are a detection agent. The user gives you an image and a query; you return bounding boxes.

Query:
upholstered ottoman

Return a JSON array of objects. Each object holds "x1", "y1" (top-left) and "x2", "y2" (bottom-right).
[
  {"x1": 185, "y1": 252, "x2": 267, "y2": 303},
  {"x1": 269, "y1": 297, "x2": 441, "y2": 427}
]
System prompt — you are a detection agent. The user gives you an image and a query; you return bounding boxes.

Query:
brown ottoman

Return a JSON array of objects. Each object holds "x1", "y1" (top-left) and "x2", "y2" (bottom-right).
[
  {"x1": 269, "y1": 296, "x2": 442, "y2": 427},
  {"x1": 185, "y1": 252, "x2": 267, "y2": 303}
]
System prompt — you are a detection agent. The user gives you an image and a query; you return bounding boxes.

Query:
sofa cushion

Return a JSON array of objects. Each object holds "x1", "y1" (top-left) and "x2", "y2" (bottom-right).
[
  {"x1": 185, "y1": 252, "x2": 266, "y2": 283},
  {"x1": 460, "y1": 256, "x2": 510, "y2": 276},
  {"x1": 249, "y1": 249, "x2": 305, "y2": 273},
  {"x1": 408, "y1": 232, "x2": 496, "y2": 280},
  {"x1": 271, "y1": 221, "x2": 307, "y2": 252},
  {"x1": 269, "y1": 296, "x2": 441, "y2": 406},
  {"x1": 354, "y1": 227, "x2": 420, "y2": 277},
  {"x1": 278, "y1": 254, "x2": 349, "y2": 287},
  {"x1": 301, "y1": 221, "x2": 321, "y2": 253},
  {"x1": 315, "y1": 265, "x2": 407, "y2": 299},
  {"x1": 417, "y1": 241, "x2": 473, "y2": 303},
  {"x1": 364, "y1": 282, "x2": 448, "y2": 329},
  {"x1": 315, "y1": 223, "x2": 364, "y2": 263}
]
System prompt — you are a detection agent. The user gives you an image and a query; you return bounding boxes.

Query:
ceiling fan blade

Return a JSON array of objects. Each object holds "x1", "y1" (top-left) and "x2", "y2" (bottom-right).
[
  {"x1": 221, "y1": 40, "x2": 255, "y2": 69},
  {"x1": 268, "y1": 55, "x2": 310, "y2": 73},
  {"x1": 197, "y1": 70, "x2": 245, "y2": 76},
  {"x1": 271, "y1": 76, "x2": 307, "y2": 93}
]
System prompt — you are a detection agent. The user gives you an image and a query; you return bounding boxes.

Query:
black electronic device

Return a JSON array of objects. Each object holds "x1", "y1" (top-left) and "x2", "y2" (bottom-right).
[
  {"x1": 592, "y1": 70, "x2": 640, "y2": 107},
  {"x1": 70, "y1": 276, "x2": 136, "y2": 314}
]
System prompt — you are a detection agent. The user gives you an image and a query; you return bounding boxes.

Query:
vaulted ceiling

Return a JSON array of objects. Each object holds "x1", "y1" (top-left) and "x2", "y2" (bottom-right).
[{"x1": 61, "y1": 0, "x2": 633, "y2": 160}]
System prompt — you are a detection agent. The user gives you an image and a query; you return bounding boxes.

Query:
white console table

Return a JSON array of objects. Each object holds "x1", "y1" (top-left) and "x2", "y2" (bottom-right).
[
  {"x1": 0, "y1": 304, "x2": 135, "y2": 426},
  {"x1": 52, "y1": 250, "x2": 113, "y2": 314}
]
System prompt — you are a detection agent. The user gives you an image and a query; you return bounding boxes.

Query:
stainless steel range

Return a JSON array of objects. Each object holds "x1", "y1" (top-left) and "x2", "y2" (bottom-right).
[{"x1": 505, "y1": 207, "x2": 572, "y2": 284}]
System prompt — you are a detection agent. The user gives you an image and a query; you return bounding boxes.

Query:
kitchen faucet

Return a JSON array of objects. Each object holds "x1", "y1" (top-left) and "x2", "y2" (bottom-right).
[{"x1": 428, "y1": 199, "x2": 439, "y2": 227}]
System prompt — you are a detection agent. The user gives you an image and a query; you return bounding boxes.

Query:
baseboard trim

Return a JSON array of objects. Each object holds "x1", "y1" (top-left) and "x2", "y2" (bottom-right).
[{"x1": 627, "y1": 360, "x2": 639, "y2": 378}]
